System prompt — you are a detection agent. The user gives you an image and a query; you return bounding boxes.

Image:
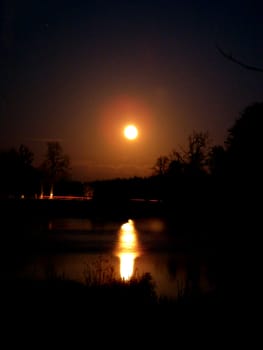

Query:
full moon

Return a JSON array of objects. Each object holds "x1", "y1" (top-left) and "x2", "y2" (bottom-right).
[{"x1": 124, "y1": 125, "x2": 138, "y2": 140}]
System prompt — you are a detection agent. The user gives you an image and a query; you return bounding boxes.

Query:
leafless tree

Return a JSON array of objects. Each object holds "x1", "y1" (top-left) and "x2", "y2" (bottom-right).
[{"x1": 152, "y1": 156, "x2": 170, "y2": 176}]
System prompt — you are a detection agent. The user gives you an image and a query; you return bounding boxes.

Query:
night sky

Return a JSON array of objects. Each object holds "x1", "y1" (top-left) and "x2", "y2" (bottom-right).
[{"x1": 0, "y1": 0, "x2": 262, "y2": 181}]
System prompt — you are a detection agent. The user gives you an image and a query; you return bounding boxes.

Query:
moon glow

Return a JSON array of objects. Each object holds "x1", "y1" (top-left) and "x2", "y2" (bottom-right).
[{"x1": 124, "y1": 125, "x2": 138, "y2": 140}]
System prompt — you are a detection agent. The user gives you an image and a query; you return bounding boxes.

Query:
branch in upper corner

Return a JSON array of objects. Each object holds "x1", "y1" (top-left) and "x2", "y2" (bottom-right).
[{"x1": 216, "y1": 43, "x2": 263, "y2": 73}]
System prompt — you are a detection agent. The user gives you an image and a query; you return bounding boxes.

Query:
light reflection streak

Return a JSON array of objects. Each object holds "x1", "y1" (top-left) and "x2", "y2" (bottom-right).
[
  {"x1": 115, "y1": 219, "x2": 140, "y2": 280},
  {"x1": 49, "y1": 184, "x2": 54, "y2": 199}
]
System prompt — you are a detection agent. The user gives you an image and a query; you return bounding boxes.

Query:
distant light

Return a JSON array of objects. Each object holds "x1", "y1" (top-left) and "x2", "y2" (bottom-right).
[{"x1": 49, "y1": 185, "x2": 54, "y2": 199}]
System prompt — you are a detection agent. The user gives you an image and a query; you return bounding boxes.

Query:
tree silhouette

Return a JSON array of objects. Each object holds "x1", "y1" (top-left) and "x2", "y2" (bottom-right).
[
  {"x1": 225, "y1": 102, "x2": 263, "y2": 179},
  {"x1": 41, "y1": 142, "x2": 70, "y2": 196},
  {"x1": 220, "y1": 103, "x2": 263, "y2": 300},
  {"x1": 152, "y1": 156, "x2": 170, "y2": 176},
  {"x1": 17, "y1": 144, "x2": 39, "y2": 196},
  {"x1": 208, "y1": 145, "x2": 227, "y2": 177},
  {"x1": 151, "y1": 130, "x2": 212, "y2": 219},
  {"x1": 0, "y1": 144, "x2": 38, "y2": 197},
  {"x1": 153, "y1": 131, "x2": 211, "y2": 178},
  {"x1": 18, "y1": 144, "x2": 34, "y2": 168},
  {"x1": 184, "y1": 131, "x2": 211, "y2": 176}
]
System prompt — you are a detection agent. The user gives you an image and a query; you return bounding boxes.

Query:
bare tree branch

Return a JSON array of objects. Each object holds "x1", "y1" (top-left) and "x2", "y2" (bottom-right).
[{"x1": 216, "y1": 44, "x2": 263, "y2": 73}]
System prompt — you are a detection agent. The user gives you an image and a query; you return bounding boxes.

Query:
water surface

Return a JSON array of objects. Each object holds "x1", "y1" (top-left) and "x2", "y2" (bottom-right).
[{"x1": 18, "y1": 217, "x2": 215, "y2": 299}]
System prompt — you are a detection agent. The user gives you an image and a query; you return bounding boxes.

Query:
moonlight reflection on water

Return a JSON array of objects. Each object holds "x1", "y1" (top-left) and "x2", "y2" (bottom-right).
[{"x1": 115, "y1": 219, "x2": 141, "y2": 280}]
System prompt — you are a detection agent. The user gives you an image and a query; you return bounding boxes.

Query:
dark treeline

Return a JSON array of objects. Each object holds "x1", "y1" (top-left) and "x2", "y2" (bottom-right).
[
  {"x1": 0, "y1": 141, "x2": 83, "y2": 198},
  {"x1": 1, "y1": 102, "x2": 262, "y2": 216}
]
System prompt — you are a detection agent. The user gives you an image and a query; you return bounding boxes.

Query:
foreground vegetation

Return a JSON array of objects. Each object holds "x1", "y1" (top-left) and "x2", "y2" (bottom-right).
[
  {"x1": 2, "y1": 268, "x2": 221, "y2": 318},
  {"x1": 1, "y1": 271, "x2": 228, "y2": 347}
]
